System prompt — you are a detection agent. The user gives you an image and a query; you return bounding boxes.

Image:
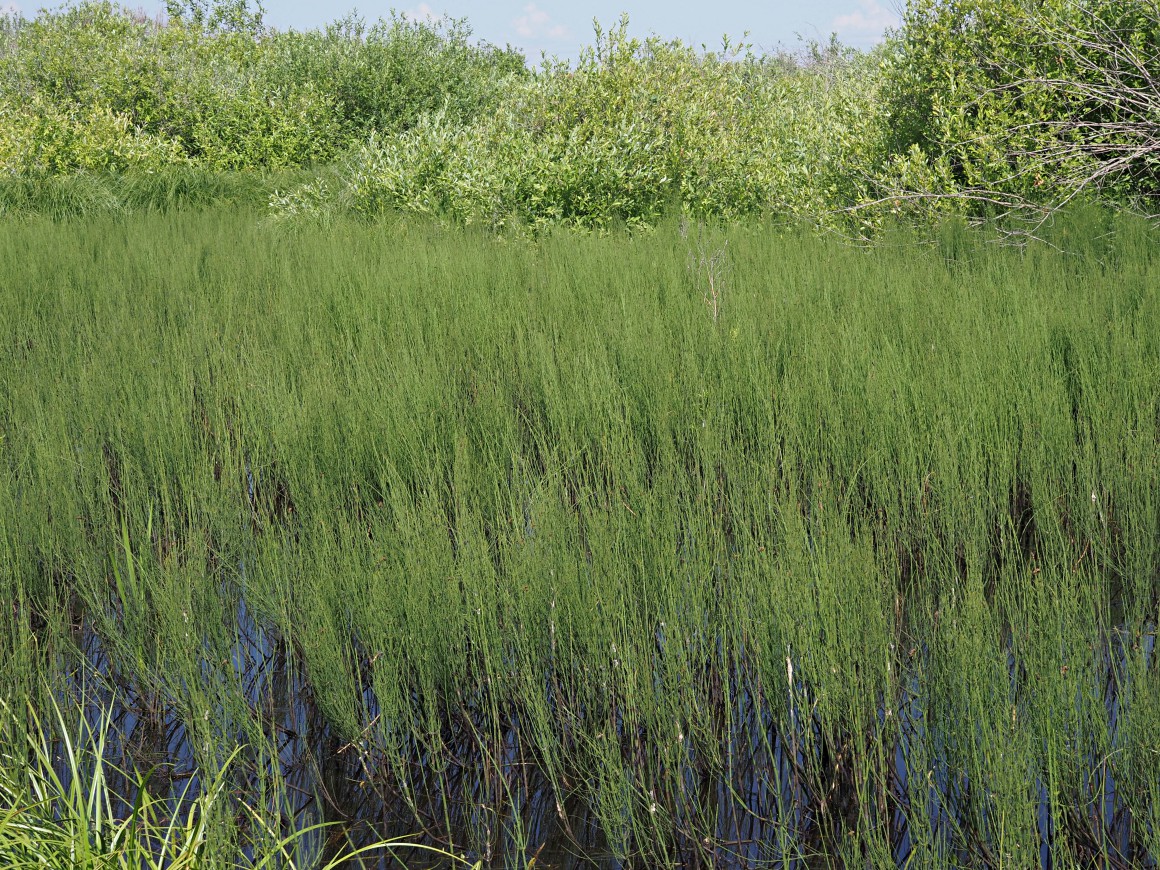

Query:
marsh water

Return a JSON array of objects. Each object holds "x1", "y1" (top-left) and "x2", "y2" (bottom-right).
[{"x1": 51, "y1": 592, "x2": 1157, "y2": 868}]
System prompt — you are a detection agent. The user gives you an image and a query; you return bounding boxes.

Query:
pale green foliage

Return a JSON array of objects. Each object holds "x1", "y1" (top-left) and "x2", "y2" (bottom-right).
[
  {"x1": 186, "y1": 79, "x2": 346, "y2": 170},
  {"x1": 879, "y1": 0, "x2": 1160, "y2": 212},
  {"x1": 5, "y1": 0, "x2": 1159, "y2": 227},
  {"x1": 0, "y1": 1, "x2": 347, "y2": 171},
  {"x1": 0, "y1": 0, "x2": 524, "y2": 175},
  {"x1": 0, "y1": 94, "x2": 187, "y2": 176},
  {"x1": 165, "y1": 0, "x2": 265, "y2": 34},
  {"x1": 3, "y1": 5, "x2": 892, "y2": 228},
  {"x1": 276, "y1": 21, "x2": 888, "y2": 228}
]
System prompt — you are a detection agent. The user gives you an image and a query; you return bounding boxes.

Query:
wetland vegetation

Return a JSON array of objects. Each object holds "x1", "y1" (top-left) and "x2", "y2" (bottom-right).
[
  {"x1": 2, "y1": 0, "x2": 1160, "y2": 866},
  {"x1": 1, "y1": 208, "x2": 1158, "y2": 867}
]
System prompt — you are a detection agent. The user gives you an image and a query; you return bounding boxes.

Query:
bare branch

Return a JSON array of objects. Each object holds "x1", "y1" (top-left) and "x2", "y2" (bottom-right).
[{"x1": 854, "y1": 0, "x2": 1160, "y2": 232}]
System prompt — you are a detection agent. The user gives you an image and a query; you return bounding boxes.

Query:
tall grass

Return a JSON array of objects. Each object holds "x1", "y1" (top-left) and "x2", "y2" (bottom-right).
[
  {"x1": 0, "y1": 206, "x2": 1157, "y2": 867},
  {"x1": 0, "y1": 695, "x2": 482, "y2": 868},
  {"x1": 0, "y1": 168, "x2": 324, "y2": 220}
]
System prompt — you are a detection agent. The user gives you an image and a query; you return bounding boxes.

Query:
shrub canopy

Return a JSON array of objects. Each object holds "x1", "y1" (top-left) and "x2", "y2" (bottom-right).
[{"x1": 2, "y1": 0, "x2": 1159, "y2": 226}]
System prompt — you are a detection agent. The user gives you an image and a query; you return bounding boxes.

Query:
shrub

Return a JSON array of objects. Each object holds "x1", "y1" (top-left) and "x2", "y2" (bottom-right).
[
  {"x1": 877, "y1": 0, "x2": 1160, "y2": 215},
  {"x1": 0, "y1": 1, "x2": 526, "y2": 175},
  {"x1": 276, "y1": 20, "x2": 888, "y2": 229},
  {"x1": 0, "y1": 94, "x2": 187, "y2": 176},
  {"x1": 256, "y1": 12, "x2": 527, "y2": 137}
]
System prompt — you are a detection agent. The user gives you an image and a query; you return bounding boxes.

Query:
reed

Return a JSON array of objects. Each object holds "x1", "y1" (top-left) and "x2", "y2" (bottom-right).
[{"x1": 0, "y1": 206, "x2": 1156, "y2": 867}]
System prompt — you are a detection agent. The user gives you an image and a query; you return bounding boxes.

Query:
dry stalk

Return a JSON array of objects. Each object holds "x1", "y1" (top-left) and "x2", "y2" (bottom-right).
[{"x1": 686, "y1": 221, "x2": 730, "y2": 323}]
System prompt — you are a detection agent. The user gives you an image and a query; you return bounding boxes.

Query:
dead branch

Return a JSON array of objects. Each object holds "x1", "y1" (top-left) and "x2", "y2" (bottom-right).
[{"x1": 850, "y1": 0, "x2": 1160, "y2": 236}]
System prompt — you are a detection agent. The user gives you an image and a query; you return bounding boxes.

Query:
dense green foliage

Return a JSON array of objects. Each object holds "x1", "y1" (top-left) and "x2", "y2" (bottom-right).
[
  {"x1": 0, "y1": 0, "x2": 885, "y2": 227},
  {"x1": 4, "y1": 3, "x2": 1159, "y2": 866},
  {"x1": 1, "y1": 209, "x2": 1157, "y2": 866},
  {"x1": 273, "y1": 26, "x2": 883, "y2": 229},
  {"x1": 881, "y1": 0, "x2": 1160, "y2": 211},
  {"x1": 3, "y1": 0, "x2": 1158, "y2": 225},
  {"x1": 3, "y1": 3, "x2": 1159, "y2": 865},
  {"x1": 0, "y1": 1, "x2": 524, "y2": 174}
]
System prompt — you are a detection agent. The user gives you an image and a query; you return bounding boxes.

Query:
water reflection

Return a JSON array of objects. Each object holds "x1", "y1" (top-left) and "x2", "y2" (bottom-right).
[{"x1": 43, "y1": 604, "x2": 1160, "y2": 869}]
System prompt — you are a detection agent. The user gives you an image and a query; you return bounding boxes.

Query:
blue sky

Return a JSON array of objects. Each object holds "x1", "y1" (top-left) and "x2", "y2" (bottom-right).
[
  {"x1": 382, "y1": 1, "x2": 902, "y2": 58},
  {"x1": 4, "y1": 0, "x2": 904, "y2": 59}
]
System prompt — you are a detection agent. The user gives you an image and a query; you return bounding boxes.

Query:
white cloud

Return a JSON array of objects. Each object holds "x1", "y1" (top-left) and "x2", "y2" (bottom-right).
[
  {"x1": 513, "y1": 3, "x2": 568, "y2": 41},
  {"x1": 831, "y1": 0, "x2": 899, "y2": 43},
  {"x1": 402, "y1": 3, "x2": 440, "y2": 24}
]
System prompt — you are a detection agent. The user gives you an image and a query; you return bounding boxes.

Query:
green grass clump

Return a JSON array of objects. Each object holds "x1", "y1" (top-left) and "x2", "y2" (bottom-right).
[
  {"x1": 0, "y1": 206, "x2": 1157, "y2": 867},
  {"x1": 0, "y1": 696, "x2": 483, "y2": 868}
]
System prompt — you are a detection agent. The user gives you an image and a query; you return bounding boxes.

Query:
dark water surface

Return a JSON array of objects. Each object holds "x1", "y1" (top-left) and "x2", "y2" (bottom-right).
[{"x1": 50, "y1": 599, "x2": 1157, "y2": 869}]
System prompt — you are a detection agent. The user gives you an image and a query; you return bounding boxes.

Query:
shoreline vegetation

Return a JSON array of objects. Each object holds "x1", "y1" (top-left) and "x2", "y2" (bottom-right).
[
  {"x1": 2, "y1": 209, "x2": 1158, "y2": 866},
  {"x1": 1, "y1": 0, "x2": 1159, "y2": 867},
  {"x1": 0, "y1": 0, "x2": 1157, "y2": 231}
]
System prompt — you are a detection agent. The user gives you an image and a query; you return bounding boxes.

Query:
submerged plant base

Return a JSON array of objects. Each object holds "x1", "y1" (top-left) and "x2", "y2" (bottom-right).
[{"x1": 0, "y1": 209, "x2": 1158, "y2": 867}]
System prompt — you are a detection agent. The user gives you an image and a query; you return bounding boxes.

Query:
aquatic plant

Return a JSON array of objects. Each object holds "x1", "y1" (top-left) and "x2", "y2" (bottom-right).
[{"x1": 0, "y1": 206, "x2": 1156, "y2": 866}]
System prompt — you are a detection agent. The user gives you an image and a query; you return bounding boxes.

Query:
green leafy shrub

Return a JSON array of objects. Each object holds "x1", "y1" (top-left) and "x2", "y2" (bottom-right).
[
  {"x1": 9, "y1": 0, "x2": 1157, "y2": 229},
  {"x1": 0, "y1": 94, "x2": 187, "y2": 176},
  {"x1": 0, "y1": 0, "x2": 525, "y2": 176},
  {"x1": 186, "y1": 79, "x2": 346, "y2": 170},
  {"x1": 256, "y1": 12, "x2": 527, "y2": 137},
  {"x1": 276, "y1": 21, "x2": 888, "y2": 229},
  {"x1": 878, "y1": 0, "x2": 1160, "y2": 213}
]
